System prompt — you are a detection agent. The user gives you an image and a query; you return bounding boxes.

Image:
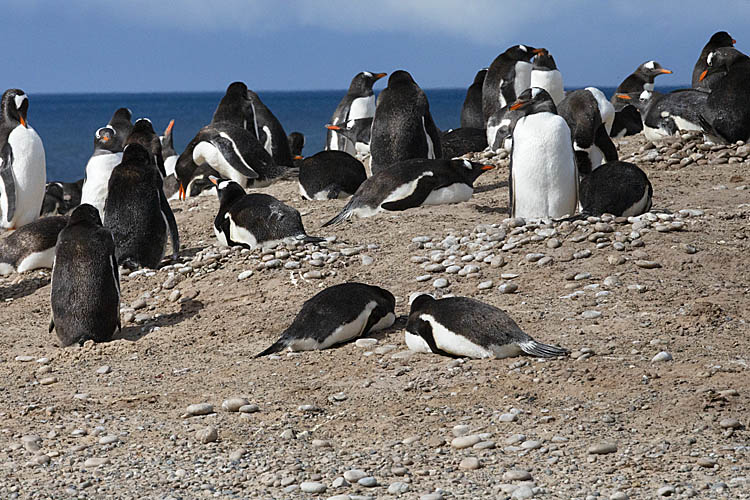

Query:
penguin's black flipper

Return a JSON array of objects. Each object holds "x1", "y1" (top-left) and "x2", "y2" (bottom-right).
[
  {"x1": 574, "y1": 151, "x2": 593, "y2": 176},
  {"x1": 1, "y1": 143, "x2": 16, "y2": 224},
  {"x1": 48, "y1": 317, "x2": 55, "y2": 334},
  {"x1": 411, "y1": 316, "x2": 461, "y2": 358},
  {"x1": 380, "y1": 175, "x2": 438, "y2": 212},
  {"x1": 159, "y1": 189, "x2": 180, "y2": 260},
  {"x1": 300, "y1": 234, "x2": 326, "y2": 245},
  {"x1": 254, "y1": 337, "x2": 288, "y2": 358},
  {"x1": 210, "y1": 133, "x2": 261, "y2": 179},
  {"x1": 594, "y1": 124, "x2": 618, "y2": 163}
]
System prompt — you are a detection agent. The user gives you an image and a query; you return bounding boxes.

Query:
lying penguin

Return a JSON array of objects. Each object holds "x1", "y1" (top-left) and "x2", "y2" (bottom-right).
[
  {"x1": 0, "y1": 215, "x2": 68, "y2": 275},
  {"x1": 406, "y1": 293, "x2": 569, "y2": 359},
  {"x1": 255, "y1": 282, "x2": 396, "y2": 356},
  {"x1": 211, "y1": 178, "x2": 324, "y2": 249},
  {"x1": 322, "y1": 158, "x2": 494, "y2": 226},
  {"x1": 298, "y1": 150, "x2": 367, "y2": 200},
  {"x1": 579, "y1": 161, "x2": 652, "y2": 217}
]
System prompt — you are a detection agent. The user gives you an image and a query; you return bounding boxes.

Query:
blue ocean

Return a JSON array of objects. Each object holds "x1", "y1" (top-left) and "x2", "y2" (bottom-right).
[{"x1": 29, "y1": 86, "x2": 679, "y2": 183}]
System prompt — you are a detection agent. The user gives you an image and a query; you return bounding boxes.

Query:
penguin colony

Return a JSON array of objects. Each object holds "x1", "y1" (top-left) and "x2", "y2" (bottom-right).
[{"x1": 0, "y1": 30, "x2": 745, "y2": 355}]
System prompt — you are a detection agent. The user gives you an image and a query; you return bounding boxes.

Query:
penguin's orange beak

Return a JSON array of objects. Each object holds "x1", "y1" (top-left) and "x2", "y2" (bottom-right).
[
  {"x1": 481, "y1": 165, "x2": 495, "y2": 171},
  {"x1": 209, "y1": 177, "x2": 218, "y2": 186},
  {"x1": 325, "y1": 125, "x2": 341, "y2": 130},
  {"x1": 179, "y1": 183, "x2": 185, "y2": 200},
  {"x1": 374, "y1": 73, "x2": 387, "y2": 80},
  {"x1": 101, "y1": 135, "x2": 110, "y2": 142},
  {"x1": 19, "y1": 116, "x2": 27, "y2": 128},
  {"x1": 699, "y1": 69, "x2": 708, "y2": 82},
  {"x1": 733, "y1": 39, "x2": 737, "y2": 45},
  {"x1": 533, "y1": 48, "x2": 546, "y2": 55},
  {"x1": 165, "y1": 119, "x2": 174, "y2": 135},
  {"x1": 660, "y1": 68, "x2": 672, "y2": 74},
  {"x1": 509, "y1": 100, "x2": 525, "y2": 110},
  {"x1": 616, "y1": 94, "x2": 632, "y2": 100},
  {"x1": 294, "y1": 155, "x2": 304, "y2": 160}
]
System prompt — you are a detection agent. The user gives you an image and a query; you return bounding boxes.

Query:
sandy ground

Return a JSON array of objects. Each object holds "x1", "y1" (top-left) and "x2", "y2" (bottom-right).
[{"x1": 0, "y1": 132, "x2": 748, "y2": 500}]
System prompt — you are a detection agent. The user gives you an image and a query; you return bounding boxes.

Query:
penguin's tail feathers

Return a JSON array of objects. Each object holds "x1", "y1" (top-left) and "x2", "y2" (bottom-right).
[
  {"x1": 254, "y1": 337, "x2": 288, "y2": 358},
  {"x1": 322, "y1": 205, "x2": 354, "y2": 227},
  {"x1": 519, "y1": 340, "x2": 570, "y2": 358}
]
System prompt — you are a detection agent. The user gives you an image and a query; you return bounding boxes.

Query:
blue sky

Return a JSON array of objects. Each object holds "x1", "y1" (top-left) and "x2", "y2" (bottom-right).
[{"x1": 9, "y1": 1, "x2": 750, "y2": 93}]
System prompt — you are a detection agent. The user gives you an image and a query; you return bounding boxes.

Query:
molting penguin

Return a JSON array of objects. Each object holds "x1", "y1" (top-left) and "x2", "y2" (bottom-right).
[
  {"x1": 0, "y1": 215, "x2": 68, "y2": 275},
  {"x1": 508, "y1": 88, "x2": 578, "y2": 220},
  {"x1": 50, "y1": 204, "x2": 120, "y2": 347},
  {"x1": 41, "y1": 180, "x2": 83, "y2": 216},
  {"x1": 460, "y1": 68, "x2": 487, "y2": 129},
  {"x1": 482, "y1": 44, "x2": 545, "y2": 124},
  {"x1": 298, "y1": 151, "x2": 366, "y2": 200},
  {"x1": 288, "y1": 132, "x2": 305, "y2": 160},
  {"x1": 405, "y1": 294, "x2": 569, "y2": 359},
  {"x1": 440, "y1": 128, "x2": 488, "y2": 159},
  {"x1": 530, "y1": 51, "x2": 564, "y2": 105},
  {"x1": 80, "y1": 126, "x2": 123, "y2": 220},
  {"x1": 327, "y1": 71, "x2": 386, "y2": 155},
  {"x1": 611, "y1": 61, "x2": 671, "y2": 137},
  {"x1": 322, "y1": 159, "x2": 494, "y2": 226},
  {"x1": 693, "y1": 31, "x2": 735, "y2": 88},
  {"x1": 107, "y1": 107, "x2": 133, "y2": 152},
  {"x1": 579, "y1": 161, "x2": 652, "y2": 217},
  {"x1": 211, "y1": 178, "x2": 323, "y2": 249},
  {"x1": 557, "y1": 88, "x2": 618, "y2": 175},
  {"x1": 160, "y1": 120, "x2": 177, "y2": 176},
  {"x1": 616, "y1": 89, "x2": 708, "y2": 141},
  {"x1": 104, "y1": 144, "x2": 179, "y2": 269},
  {"x1": 247, "y1": 90, "x2": 293, "y2": 167},
  {"x1": 0, "y1": 89, "x2": 46, "y2": 230},
  {"x1": 369, "y1": 71, "x2": 442, "y2": 174},
  {"x1": 698, "y1": 47, "x2": 750, "y2": 143},
  {"x1": 254, "y1": 283, "x2": 396, "y2": 357},
  {"x1": 125, "y1": 118, "x2": 166, "y2": 177}
]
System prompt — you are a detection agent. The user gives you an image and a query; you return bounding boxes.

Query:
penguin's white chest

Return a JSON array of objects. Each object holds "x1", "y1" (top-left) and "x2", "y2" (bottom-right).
[
  {"x1": 289, "y1": 301, "x2": 379, "y2": 351},
  {"x1": 531, "y1": 70, "x2": 564, "y2": 105},
  {"x1": 513, "y1": 61, "x2": 533, "y2": 99},
  {"x1": 261, "y1": 125, "x2": 273, "y2": 156},
  {"x1": 163, "y1": 155, "x2": 177, "y2": 176},
  {"x1": 511, "y1": 113, "x2": 577, "y2": 219},
  {"x1": 348, "y1": 95, "x2": 376, "y2": 122},
  {"x1": 81, "y1": 152, "x2": 122, "y2": 220},
  {"x1": 193, "y1": 138, "x2": 249, "y2": 187},
  {"x1": 3, "y1": 126, "x2": 46, "y2": 228},
  {"x1": 423, "y1": 183, "x2": 473, "y2": 206}
]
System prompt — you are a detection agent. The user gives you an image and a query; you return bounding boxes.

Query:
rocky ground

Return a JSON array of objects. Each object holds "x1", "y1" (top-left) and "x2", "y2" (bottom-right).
[{"x1": 0, "y1": 131, "x2": 748, "y2": 500}]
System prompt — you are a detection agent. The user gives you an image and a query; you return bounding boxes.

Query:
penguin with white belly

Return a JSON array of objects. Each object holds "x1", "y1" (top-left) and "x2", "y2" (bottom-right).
[
  {"x1": 80, "y1": 126, "x2": 123, "y2": 220},
  {"x1": 322, "y1": 158, "x2": 494, "y2": 226},
  {"x1": 254, "y1": 282, "x2": 396, "y2": 356},
  {"x1": 160, "y1": 120, "x2": 177, "y2": 176},
  {"x1": 247, "y1": 90, "x2": 294, "y2": 167},
  {"x1": 508, "y1": 88, "x2": 578, "y2": 220},
  {"x1": 530, "y1": 51, "x2": 564, "y2": 105},
  {"x1": 579, "y1": 161, "x2": 652, "y2": 217},
  {"x1": 405, "y1": 294, "x2": 569, "y2": 359},
  {"x1": 0, "y1": 89, "x2": 46, "y2": 230},
  {"x1": 615, "y1": 89, "x2": 709, "y2": 141},
  {"x1": 327, "y1": 71, "x2": 386, "y2": 155},
  {"x1": 298, "y1": 151, "x2": 367, "y2": 200},
  {"x1": 0, "y1": 215, "x2": 68, "y2": 275}
]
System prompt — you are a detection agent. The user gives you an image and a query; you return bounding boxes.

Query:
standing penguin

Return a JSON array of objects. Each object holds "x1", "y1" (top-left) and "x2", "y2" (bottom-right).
[
  {"x1": 160, "y1": 120, "x2": 177, "y2": 176},
  {"x1": 107, "y1": 107, "x2": 133, "y2": 152},
  {"x1": 247, "y1": 90, "x2": 293, "y2": 167},
  {"x1": 557, "y1": 88, "x2": 618, "y2": 175},
  {"x1": 50, "y1": 204, "x2": 120, "y2": 347},
  {"x1": 370, "y1": 71, "x2": 442, "y2": 174},
  {"x1": 104, "y1": 144, "x2": 179, "y2": 269},
  {"x1": 615, "y1": 61, "x2": 672, "y2": 95},
  {"x1": 125, "y1": 118, "x2": 166, "y2": 177},
  {"x1": 254, "y1": 283, "x2": 396, "y2": 356},
  {"x1": 530, "y1": 51, "x2": 565, "y2": 105},
  {"x1": 508, "y1": 88, "x2": 578, "y2": 219},
  {"x1": 460, "y1": 68, "x2": 488, "y2": 129},
  {"x1": 80, "y1": 126, "x2": 123, "y2": 220},
  {"x1": 699, "y1": 47, "x2": 750, "y2": 143},
  {"x1": 406, "y1": 294, "x2": 569, "y2": 359},
  {"x1": 693, "y1": 31, "x2": 735, "y2": 88},
  {"x1": 482, "y1": 44, "x2": 545, "y2": 124},
  {"x1": 327, "y1": 71, "x2": 387, "y2": 155},
  {"x1": 0, "y1": 89, "x2": 46, "y2": 230}
]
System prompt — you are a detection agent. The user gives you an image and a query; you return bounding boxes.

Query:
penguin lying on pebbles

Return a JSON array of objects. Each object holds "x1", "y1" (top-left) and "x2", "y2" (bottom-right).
[
  {"x1": 50, "y1": 204, "x2": 120, "y2": 347},
  {"x1": 579, "y1": 161, "x2": 652, "y2": 217},
  {"x1": 41, "y1": 180, "x2": 82, "y2": 216},
  {"x1": 0, "y1": 215, "x2": 68, "y2": 275},
  {"x1": 406, "y1": 294, "x2": 569, "y2": 359},
  {"x1": 698, "y1": 47, "x2": 750, "y2": 144},
  {"x1": 298, "y1": 151, "x2": 366, "y2": 200},
  {"x1": 255, "y1": 283, "x2": 396, "y2": 356},
  {"x1": 440, "y1": 128, "x2": 488, "y2": 159},
  {"x1": 615, "y1": 89, "x2": 708, "y2": 141},
  {"x1": 322, "y1": 159, "x2": 494, "y2": 226},
  {"x1": 211, "y1": 178, "x2": 324, "y2": 249}
]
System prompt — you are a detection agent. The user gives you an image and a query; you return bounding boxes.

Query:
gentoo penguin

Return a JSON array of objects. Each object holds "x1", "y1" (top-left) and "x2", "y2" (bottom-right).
[
  {"x1": 508, "y1": 88, "x2": 578, "y2": 219},
  {"x1": 298, "y1": 151, "x2": 367, "y2": 200},
  {"x1": 254, "y1": 283, "x2": 396, "y2": 356},
  {"x1": 40, "y1": 180, "x2": 83, "y2": 216},
  {"x1": 698, "y1": 47, "x2": 750, "y2": 143},
  {"x1": 615, "y1": 61, "x2": 672, "y2": 95},
  {"x1": 369, "y1": 71, "x2": 442, "y2": 174},
  {"x1": 80, "y1": 126, "x2": 123, "y2": 220},
  {"x1": 405, "y1": 294, "x2": 569, "y2": 359},
  {"x1": 579, "y1": 161, "x2": 652, "y2": 217},
  {"x1": 460, "y1": 68, "x2": 488, "y2": 129},
  {"x1": 247, "y1": 90, "x2": 293, "y2": 167},
  {"x1": 124, "y1": 118, "x2": 166, "y2": 177},
  {"x1": 177, "y1": 82, "x2": 279, "y2": 196},
  {"x1": 211, "y1": 178, "x2": 324, "y2": 249},
  {"x1": 104, "y1": 144, "x2": 179, "y2": 269},
  {"x1": 486, "y1": 103, "x2": 522, "y2": 152},
  {"x1": 616, "y1": 89, "x2": 708, "y2": 141},
  {"x1": 288, "y1": 132, "x2": 305, "y2": 160},
  {"x1": 693, "y1": 31, "x2": 735, "y2": 88},
  {"x1": 440, "y1": 128, "x2": 488, "y2": 159},
  {"x1": 610, "y1": 61, "x2": 671, "y2": 137},
  {"x1": 107, "y1": 108, "x2": 133, "y2": 152},
  {"x1": 0, "y1": 215, "x2": 68, "y2": 275},
  {"x1": 50, "y1": 204, "x2": 120, "y2": 347},
  {"x1": 482, "y1": 44, "x2": 545, "y2": 123},
  {"x1": 323, "y1": 159, "x2": 494, "y2": 226},
  {"x1": 166, "y1": 164, "x2": 218, "y2": 200},
  {"x1": 325, "y1": 120, "x2": 373, "y2": 157},
  {"x1": 0, "y1": 89, "x2": 46, "y2": 230},
  {"x1": 160, "y1": 120, "x2": 177, "y2": 176},
  {"x1": 327, "y1": 71, "x2": 386, "y2": 155},
  {"x1": 557, "y1": 88, "x2": 618, "y2": 175},
  {"x1": 530, "y1": 52, "x2": 564, "y2": 105}
]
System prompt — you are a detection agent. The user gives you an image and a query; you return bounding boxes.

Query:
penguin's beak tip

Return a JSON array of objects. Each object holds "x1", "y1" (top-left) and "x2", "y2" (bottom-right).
[
  {"x1": 699, "y1": 69, "x2": 708, "y2": 82},
  {"x1": 661, "y1": 69, "x2": 673, "y2": 74}
]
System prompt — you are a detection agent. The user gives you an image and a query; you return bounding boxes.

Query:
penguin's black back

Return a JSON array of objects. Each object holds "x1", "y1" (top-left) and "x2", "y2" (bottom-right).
[
  {"x1": 643, "y1": 89, "x2": 708, "y2": 134},
  {"x1": 460, "y1": 69, "x2": 487, "y2": 129},
  {"x1": 482, "y1": 45, "x2": 538, "y2": 122},
  {"x1": 224, "y1": 192, "x2": 311, "y2": 246},
  {"x1": 125, "y1": 119, "x2": 166, "y2": 177},
  {"x1": 440, "y1": 128, "x2": 488, "y2": 159},
  {"x1": 247, "y1": 90, "x2": 293, "y2": 167},
  {"x1": 580, "y1": 161, "x2": 652, "y2": 217},
  {"x1": 299, "y1": 151, "x2": 366, "y2": 199},
  {"x1": 701, "y1": 49, "x2": 750, "y2": 143}
]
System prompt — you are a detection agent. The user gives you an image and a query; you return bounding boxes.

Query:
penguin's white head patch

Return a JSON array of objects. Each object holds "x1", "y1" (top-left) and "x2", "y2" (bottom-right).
[
  {"x1": 531, "y1": 87, "x2": 542, "y2": 98},
  {"x1": 14, "y1": 94, "x2": 27, "y2": 111},
  {"x1": 218, "y1": 180, "x2": 232, "y2": 191},
  {"x1": 644, "y1": 61, "x2": 656, "y2": 70},
  {"x1": 519, "y1": 45, "x2": 528, "y2": 52},
  {"x1": 639, "y1": 90, "x2": 652, "y2": 101},
  {"x1": 707, "y1": 51, "x2": 715, "y2": 66},
  {"x1": 363, "y1": 71, "x2": 373, "y2": 77}
]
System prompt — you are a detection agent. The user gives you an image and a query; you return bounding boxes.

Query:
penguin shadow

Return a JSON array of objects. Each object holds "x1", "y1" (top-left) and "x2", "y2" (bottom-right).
[
  {"x1": 360, "y1": 314, "x2": 408, "y2": 343},
  {"x1": 474, "y1": 203, "x2": 511, "y2": 216},
  {"x1": 473, "y1": 180, "x2": 508, "y2": 194},
  {"x1": 0, "y1": 275, "x2": 51, "y2": 302},
  {"x1": 113, "y1": 298, "x2": 204, "y2": 342}
]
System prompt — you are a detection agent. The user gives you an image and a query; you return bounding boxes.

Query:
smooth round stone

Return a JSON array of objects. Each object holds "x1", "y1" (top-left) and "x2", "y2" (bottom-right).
[
  {"x1": 574, "y1": 272, "x2": 591, "y2": 281},
  {"x1": 388, "y1": 482, "x2": 410, "y2": 494},
  {"x1": 15, "y1": 355, "x2": 34, "y2": 362},
  {"x1": 520, "y1": 440, "x2": 541, "y2": 450},
  {"x1": 284, "y1": 261, "x2": 301, "y2": 269},
  {"x1": 477, "y1": 280, "x2": 493, "y2": 290},
  {"x1": 525, "y1": 253, "x2": 544, "y2": 262},
  {"x1": 420, "y1": 494, "x2": 444, "y2": 500},
  {"x1": 361, "y1": 255, "x2": 374, "y2": 266},
  {"x1": 355, "y1": 338, "x2": 378, "y2": 348},
  {"x1": 303, "y1": 270, "x2": 325, "y2": 279},
  {"x1": 433, "y1": 278, "x2": 449, "y2": 289},
  {"x1": 445, "y1": 265, "x2": 461, "y2": 274},
  {"x1": 499, "y1": 412, "x2": 517, "y2": 422},
  {"x1": 651, "y1": 351, "x2": 673, "y2": 362},
  {"x1": 588, "y1": 442, "x2": 617, "y2": 454},
  {"x1": 719, "y1": 418, "x2": 741, "y2": 429},
  {"x1": 343, "y1": 469, "x2": 368, "y2": 482},
  {"x1": 98, "y1": 435, "x2": 118, "y2": 445},
  {"x1": 425, "y1": 263, "x2": 445, "y2": 273},
  {"x1": 634, "y1": 260, "x2": 661, "y2": 269},
  {"x1": 680, "y1": 243, "x2": 697, "y2": 254},
  {"x1": 416, "y1": 275, "x2": 431, "y2": 282},
  {"x1": 512, "y1": 485, "x2": 534, "y2": 499},
  {"x1": 300, "y1": 482, "x2": 326, "y2": 494},
  {"x1": 185, "y1": 403, "x2": 214, "y2": 416},
  {"x1": 222, "y1": 398, "x2": 249, "y2": 412},
  {"x1": 237, "y1": 270, "x2": 253, "y2": 280},
  {"x1": 39, "y1": 377, "x2": 58, "y2": 385},
  {"x1": 696, "y1": 457, "x2": 717, "y2": 468},
  {"x1": 453, "y1": 424, "x2": 471, "y2": 436},
  {"x1": 358, "y1": 477, "x2": 378, "y2": 487},
  {"x1": 581, "y1": 310, "x2": 602, "y2": 320},
  {"x1": 657, "y1": 485, "x2": 676, "y2": 496},
  {"x1": 498, "y1": 282, "x2": 518, "y2": 294},
  {"x1": 501, "y1": 273, "x2": 519, "y2": 279},
  {"x1": 196, "y1": 426, "x2": 218, "y2": 443},
  {"x1": 503, "y1": 469, "x2": 532, "y2": 481},
  {"x1": 610, "y1": 492, "x2": 629, "y2": 500},
  {"x1": 474, "y1": 440, "x2": 495, "y2": 450},
  {"x1": 312, "y1": 439, "x2": 331, "y2": 448},
  {"x1": 239, "y1": 404, "x2": 260, "y2": 413},
  {"x1": 451, "y1": 435, "x2": 481, "y2": 449},
  {"x1": 84, "y1": 457, "x2": 110, "y2": 468},
  {"x1": 459, "y1": 457, "x2": 480, "y2": 470},
  {"x1": 341, "y1": 247, "x2": 361, "y2": 256}
]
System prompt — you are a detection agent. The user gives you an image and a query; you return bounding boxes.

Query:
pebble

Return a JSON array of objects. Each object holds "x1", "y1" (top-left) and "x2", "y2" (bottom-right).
[
  {"x1": 344, "y1": 469, "x2": 368, "y2": 482},
  {"x1": 498, "y1": 413, "x2": 517, "y2": 422},
  {"x1": 451, "y1": 435, "x2": 481, "y2": 449},
  {"x1": 459, "y1": 457, "x2": 480, "y2": 470},
  {"x1": 697, "y1": 457, "x2": 717, "y2": 468},
  {"x1": 185, "y1": 403, "x2": 214, "y2": 416},
  {"x1": 498, "y1": 282, "x2": 518, "y2": 294},
  {"x1": 582, "y1": 310, "x2": 602, "y2": 319},
  {"x1": 719, "y1": 418, "x2": 741, "y2": 429},
  {"x1": 511, "y1": 485, "x2": 534, "y2": 499},
  {"x1": 237, "y1": 270, "x2": 253, "y2": 280},
  {"x1": 657, "y1": 485, "x2": 676, "y2": 496},
  {"x1": 651, "y1": 351, "x2": 673, "y2": 362},
  {"x1": 239, "y1": 404, "x2": 260, "y2": 413},
  {"x1": 421, "y1": 493, "x2": 444, "y2": 500},
  {"x1": 222, "y1": 398, "x2": 249, "y2": 412},
  {"x1": 503, "y1": 469, "x2": 532, "y2": 481},
  {"x1": 168, "y1": 289, "x2": 181, "y2": 302},
  {"x1": 98, "y1": 435, "x2": 118, "y2": 445},
  {"x1": 96, "y1": 365, "x2": 111, "y2": 374},
  {"x1": 634, "y1": 260, "x2": 661, "y2": 269},
  {"x1": 303, "y1": 270, "x2": 324, "y2": 279},
  {"x1": 300, "y1": 482, "x2": 327, "y2": 493},
  {"x1": 39, "y1": 377, "x2": 58, "y2": 385},
  {"x1": 520, "y1": 439, "x2": 541, "y2": 450},
  {"x1": 361, "y1": 255, "x2": 374, "y2": 266},
  {"x1": 358, "y1": 477, "x2": 378, "y2": 487},
  {"x1": 355, "y1": 338, "x2": 378, "y2": 348},
  {"x1": 416, "y1": 274, "x2": 431, "y2": 282},
  {"x1": 196, "y1": 426, "x2": 218, "y2": 444},
  {"x1": 388, "y1": 482, "x2": 410, "y2": 494},
  {"x1": 588, "y1": 442, "x2": 617, "y2": 454},
  {"x1": 433, "y1": 278, "x2": 449, "y2": 289},
  {"x1": 83, "y1": 457, "x2": 110, "y2": 468},
  {"x1": 15, "y1": 355, "x2": 34, "y2": 362},
  {"x1": 229, "y1": 448, "x2": 246, "y2": 462},
  {"x1": 477, "y1": 280, "x2": 493, "y2": 290},
  {"x1": 610, "y1": 492, "x2": 629, "y2": 500}
]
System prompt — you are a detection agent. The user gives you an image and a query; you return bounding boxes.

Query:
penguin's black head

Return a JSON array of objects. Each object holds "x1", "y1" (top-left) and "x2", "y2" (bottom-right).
[
  {"x1": 2, "y1": 88, "x2": 29, "y2": 127},
  {"x1": 388, "y1": 70, "x2": 416, "y2": 88},
  {"x1": 505, "y1": 45, "x2": 545, "y2": 62},
  {"x1": 350, "y1": 71, "x2": 387, "y2": 94},
  {"x1": 121, "y1": 143, "x2": 152, "y2": 166},
  {"x1": 408, "y1": 292, "x2": 437, "y2": 313},
  {"x1": 225, "y1": 81, "x2": 248, "y2": 98},
  {"x1": 635, "y1": 60, "x2": 672, "y2": 80},
  {"x1": 130, "y1": 118, "x2": 156, "y2": 138},
  {"x1": 702, "y1": 47, "x2": 749, "y2": 80},
  {"x1": 453, "y1": 159, "x2": 495, "y2": 182},
  {"x1": 210, "y1": 176, "x2": 246, "y2": 206},
  {"x1": 613, "y1": 90, "x2": 653, "y2": 112},
  {"x1": 533, "y1": 52, "x2": 557, "y2": 70},
  {"x1": 69, "y1": 203, "x2": 103, "y2": 227},
  {"x1": 94, "y1": 126, "x2": 119, "y2": 152},
  {"x1": 473, "y1": 68, "x2": 488, "y2": 85},
  {"x1": 160, "y1": 120, "x2": 176, "y2": 157},
  {"x1": 709, "y1": 31, "x2": 736, "y2": 47},
  {"x1": 509, "y1": 87, "x2": 557, "y2": 115},
  {"x1": 109, "y1": 107, "x2": 132, "y2": 126},
  {"x1": 214, "y1": 82, "x2": 252, "y2": 126},
  {"x1": 288, "y1": 131, "x2": 305, "y2": 159}
]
